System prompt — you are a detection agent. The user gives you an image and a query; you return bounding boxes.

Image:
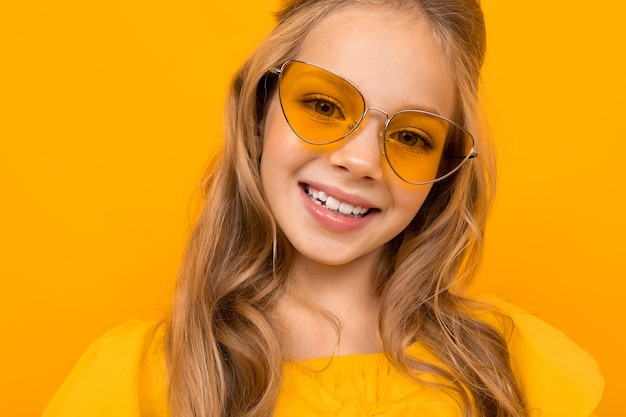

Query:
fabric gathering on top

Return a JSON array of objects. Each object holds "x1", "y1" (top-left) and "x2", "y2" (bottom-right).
[{"x1": 42, "y1": 297, "x2": 603, "y2": 417}]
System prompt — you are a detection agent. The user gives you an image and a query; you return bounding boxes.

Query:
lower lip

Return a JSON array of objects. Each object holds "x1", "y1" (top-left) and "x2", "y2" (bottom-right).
[{"x1": 299, "y1": 185, "x2": 378, "y2": 232}]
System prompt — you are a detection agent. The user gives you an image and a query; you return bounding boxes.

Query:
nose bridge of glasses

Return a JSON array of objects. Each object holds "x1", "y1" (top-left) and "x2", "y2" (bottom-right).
[
  {"x1": 358, "y1": 107, "x2": 390, "y2": 154},
  {"x1": 361, "y1": 107, "x2": 391, "y2": 133},
  {"x1": 363, "y1": 106, "x2": 389, "y2": 121}
]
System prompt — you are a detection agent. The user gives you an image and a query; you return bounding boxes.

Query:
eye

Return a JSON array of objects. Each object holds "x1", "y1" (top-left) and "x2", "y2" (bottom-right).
[
  {"x1": 300, "y1": 94, "x2": 345, "y2": 121},
  {"x1": 387, "y1": 128, "x2": 435, "y2": 152},
  {"x1": 314, "y1": 101, "x2": 336, "y2": 117}
]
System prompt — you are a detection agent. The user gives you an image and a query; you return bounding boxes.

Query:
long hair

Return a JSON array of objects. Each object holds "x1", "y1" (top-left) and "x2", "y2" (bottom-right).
[{"x1": 165, "y1": 1, "x2": 527, "y2": 416}]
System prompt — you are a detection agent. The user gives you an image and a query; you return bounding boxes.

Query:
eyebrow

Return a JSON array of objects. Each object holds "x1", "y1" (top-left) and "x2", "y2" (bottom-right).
[
  {"x1": 294, "y1": 61, "x2": 447, "y2": 117},
  {"x1": 396, "y1": 103, "x2": 443, "y2": 116},
  {"x1": 297, "y1": 68, "x2": 363, "y2": 97}
]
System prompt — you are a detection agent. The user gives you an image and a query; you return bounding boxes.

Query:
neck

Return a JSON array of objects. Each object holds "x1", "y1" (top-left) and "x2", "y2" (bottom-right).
[
  {"x1": 287, "y1": 250, "x2": 380, "y2": 313},
  {"x1": 273, "y1": 250, "x2": 383, "y2": 360}
]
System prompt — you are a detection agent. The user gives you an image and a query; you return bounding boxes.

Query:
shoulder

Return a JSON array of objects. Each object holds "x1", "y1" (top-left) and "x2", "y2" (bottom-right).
[
  {"x1": 477, "y1": 296, "x2": 604, "y2": 417},
  {"x1": 43, "y1": 320, "x2": 169, "y2": 417}
]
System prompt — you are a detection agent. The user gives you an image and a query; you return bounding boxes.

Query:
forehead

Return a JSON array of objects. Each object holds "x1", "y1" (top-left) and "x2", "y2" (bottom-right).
[{"x1": 294, "y1": 5, "x2": 456, "y2": 118}]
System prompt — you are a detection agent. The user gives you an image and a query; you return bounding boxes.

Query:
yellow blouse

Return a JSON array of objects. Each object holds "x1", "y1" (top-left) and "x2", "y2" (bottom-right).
[{"x1": 42, "y1": 298, "x2": 603, "y2": 417}]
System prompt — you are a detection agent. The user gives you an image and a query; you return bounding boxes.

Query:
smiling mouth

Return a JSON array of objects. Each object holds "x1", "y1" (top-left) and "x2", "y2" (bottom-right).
[{"x1": 304, "y1": 184, "x2": 373, "y2": 218}]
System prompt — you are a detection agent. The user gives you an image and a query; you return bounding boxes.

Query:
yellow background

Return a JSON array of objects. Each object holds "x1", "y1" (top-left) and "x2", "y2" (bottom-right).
[{"x1": 1, "y1": 0, "x2": 624, "y2": 415}]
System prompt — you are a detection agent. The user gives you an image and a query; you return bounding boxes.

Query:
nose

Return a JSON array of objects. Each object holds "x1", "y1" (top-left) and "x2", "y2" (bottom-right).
[{"x1": 327, "y1": 110, "x2": 386, "y2": 182}]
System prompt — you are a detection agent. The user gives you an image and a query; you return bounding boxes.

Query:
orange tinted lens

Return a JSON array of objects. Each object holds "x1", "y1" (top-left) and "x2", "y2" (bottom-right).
[
  {"x1": 278, "y1": 61, "x2": 365, "y2": 144},
  {"x1": 384, "y1": 111, "x2": 473, "y2": 183}
]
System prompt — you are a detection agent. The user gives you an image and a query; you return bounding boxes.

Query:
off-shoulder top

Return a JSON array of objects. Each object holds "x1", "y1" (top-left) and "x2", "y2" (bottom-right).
[{"x1": 42, "y1": 298, "x2": 603, "y2": 417}]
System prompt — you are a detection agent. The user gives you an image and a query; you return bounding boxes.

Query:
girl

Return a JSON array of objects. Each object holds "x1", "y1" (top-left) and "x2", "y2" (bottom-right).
[{"x1": 43, "y1": 0, "x2": 603, "y2": 416}]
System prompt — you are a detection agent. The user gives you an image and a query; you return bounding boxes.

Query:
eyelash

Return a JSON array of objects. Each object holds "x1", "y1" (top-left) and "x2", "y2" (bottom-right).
[
  {"x1": 386, "y1": 128, "x2": 436, "y2": 151},
  {"x1": 299, "y1": 94, "x2": 346, "y2": 120}
]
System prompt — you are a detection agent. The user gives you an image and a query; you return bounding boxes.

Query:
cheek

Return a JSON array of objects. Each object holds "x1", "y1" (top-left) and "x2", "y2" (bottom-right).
[
  {"x1": 392, "y1": 184, "x2": 433, "y2": 220},
  {"x1": 261, "y1": 97, "x2": 321, "y2": 176},
  {"x1": 260, "y1": 99, "x2": 289, "y2": 175},
  {"x1": 261, "y1": 97, "x2": 281, "y2": 156},
  {"x1": 262, "y1": 96, "x2": 302, "y2": 152},
  {"x1": 260, "y1": 98, "x2": 314, "y2": 194}
]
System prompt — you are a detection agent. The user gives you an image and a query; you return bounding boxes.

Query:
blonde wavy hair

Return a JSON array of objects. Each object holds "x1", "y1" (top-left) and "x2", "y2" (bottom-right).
[{"x1": 165, "y1": 0, "x2": 528, "y2": 416}]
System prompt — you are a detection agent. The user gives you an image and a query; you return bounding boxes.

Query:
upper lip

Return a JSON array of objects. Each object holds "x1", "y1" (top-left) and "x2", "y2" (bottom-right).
[{"x1": 302, "y1": 181, "x2": 378, "y2": 210}]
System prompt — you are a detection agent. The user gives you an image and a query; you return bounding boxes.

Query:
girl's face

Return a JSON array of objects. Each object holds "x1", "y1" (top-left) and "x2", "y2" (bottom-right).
[{"x1": 260, "y1": 6, "x2": 456, "y2": 269}]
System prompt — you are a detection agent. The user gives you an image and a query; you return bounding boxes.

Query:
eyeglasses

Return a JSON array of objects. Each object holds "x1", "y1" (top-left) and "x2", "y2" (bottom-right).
[{"x1": 267, "y1": 60, "x2": 477, "y2": 185}]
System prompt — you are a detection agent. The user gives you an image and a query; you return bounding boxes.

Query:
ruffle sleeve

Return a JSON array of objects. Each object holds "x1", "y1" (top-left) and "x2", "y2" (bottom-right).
[
  {"x1": 484, "y1": 297, "x2": 604, "y2": 417},
  {"x1": 42, "y1": 320, "x2": 169, "y2": 417}
]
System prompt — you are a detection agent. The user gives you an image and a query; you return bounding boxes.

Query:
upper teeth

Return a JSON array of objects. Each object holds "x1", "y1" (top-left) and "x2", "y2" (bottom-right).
[{"x1": 306, "y1": 185, "x2": 370, "y2": 216}]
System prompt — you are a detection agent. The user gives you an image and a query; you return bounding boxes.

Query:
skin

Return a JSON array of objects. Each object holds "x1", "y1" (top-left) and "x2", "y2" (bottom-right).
[{"x1": 261, "y1": 5, "x2": 457, "y2": 359}]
